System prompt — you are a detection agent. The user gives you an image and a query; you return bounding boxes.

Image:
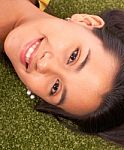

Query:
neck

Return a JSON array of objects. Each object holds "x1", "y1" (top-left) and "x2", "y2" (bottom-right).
[{"x1": 0, "y1": 0, "x2": 40, "y2": 44}]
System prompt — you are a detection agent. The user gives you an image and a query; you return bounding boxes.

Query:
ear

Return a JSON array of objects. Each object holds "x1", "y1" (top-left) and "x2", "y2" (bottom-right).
[{"x1": 69, "y1": 14, "x2": 105, "y2": 29}]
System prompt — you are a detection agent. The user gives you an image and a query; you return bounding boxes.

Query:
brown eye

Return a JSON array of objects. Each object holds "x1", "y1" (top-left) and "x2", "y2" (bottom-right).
[
  {"x1": 50, "y1": 79, "x2": 59, "y2": 95},
  {"x1": 67, "y1": 48, "x2": 79, "y2": 64}
]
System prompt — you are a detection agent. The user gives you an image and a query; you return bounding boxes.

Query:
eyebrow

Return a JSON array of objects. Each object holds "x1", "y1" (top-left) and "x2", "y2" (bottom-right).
[
  {"x1": 76, "y1": 49, "x2": 91, "y2": 72},
  {"x1": 56, "y1": 49, "x2": 91, "y2": 106},
  {"x1": 56, "y1": 87, "x2": 67, "y2": 106}
]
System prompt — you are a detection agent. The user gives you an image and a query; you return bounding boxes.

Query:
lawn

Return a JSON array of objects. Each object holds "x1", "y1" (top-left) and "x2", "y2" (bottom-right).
[{"x1": 1, "y1": 0, "x2": 124, "y2": 149}]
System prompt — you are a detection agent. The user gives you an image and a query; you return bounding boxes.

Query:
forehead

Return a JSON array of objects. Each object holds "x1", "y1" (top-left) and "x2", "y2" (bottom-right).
[{"x1": 58, "y1": 46, "x2": 119, "y2": 116}]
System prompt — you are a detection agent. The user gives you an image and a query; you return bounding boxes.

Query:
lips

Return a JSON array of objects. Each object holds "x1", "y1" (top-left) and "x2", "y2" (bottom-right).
[{"x1": 20, "y1": 38, "x2": 43, "y2": 68}]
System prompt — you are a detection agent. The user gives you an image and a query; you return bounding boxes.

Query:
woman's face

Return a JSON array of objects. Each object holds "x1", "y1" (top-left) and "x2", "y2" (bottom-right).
[{"x1": 4, "y1": 12, "x2": 118, "y2": 115}]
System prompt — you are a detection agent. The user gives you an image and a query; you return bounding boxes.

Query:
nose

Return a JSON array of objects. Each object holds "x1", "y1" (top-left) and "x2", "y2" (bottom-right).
[{"x1": 36, "y1": 52, "x2": 53, "y2": 74}]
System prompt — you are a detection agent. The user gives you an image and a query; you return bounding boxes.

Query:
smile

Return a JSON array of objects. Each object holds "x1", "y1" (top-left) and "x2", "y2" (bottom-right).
[
  {"x1": 20, "y1": 38, "x2": 43, "y2": 68},
  {"x1": 25, "y1": 40, "x2": 40, "y2": 64}
]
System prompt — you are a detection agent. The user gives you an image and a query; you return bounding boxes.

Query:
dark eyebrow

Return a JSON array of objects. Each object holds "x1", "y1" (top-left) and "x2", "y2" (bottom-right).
[
  {"x1": 76, "y1": 49, "x2": 91, "y2": 72},
  {"x1": 56, "y1": 87, "x2": 67, "y2": 106}
]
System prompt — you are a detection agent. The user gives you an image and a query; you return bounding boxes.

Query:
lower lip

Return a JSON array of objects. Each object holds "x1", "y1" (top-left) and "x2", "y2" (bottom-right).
[{"x1": 20, "y1": 38, "x2": 41, "y2": 66}]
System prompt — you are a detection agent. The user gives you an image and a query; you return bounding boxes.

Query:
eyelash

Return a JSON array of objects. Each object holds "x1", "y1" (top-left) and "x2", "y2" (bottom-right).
[{"x1": 50, "y1": 48, "x2": 80, "y2": 96}]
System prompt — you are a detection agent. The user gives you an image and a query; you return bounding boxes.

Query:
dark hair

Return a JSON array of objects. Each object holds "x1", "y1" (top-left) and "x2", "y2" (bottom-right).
[{"x1": 35, "y1": 10, "x2": 124, "y2": 146}]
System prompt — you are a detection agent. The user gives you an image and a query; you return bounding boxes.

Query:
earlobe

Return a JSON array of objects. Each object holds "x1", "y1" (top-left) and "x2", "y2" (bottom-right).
[{"x1": 70, "y1": 14, "x2": 105, "y2": 29}]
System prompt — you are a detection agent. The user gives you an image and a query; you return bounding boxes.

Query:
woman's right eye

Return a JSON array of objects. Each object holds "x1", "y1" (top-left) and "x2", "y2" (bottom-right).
[{"x1": 50, "y1": 79, "x2": 60, "y2": 96}]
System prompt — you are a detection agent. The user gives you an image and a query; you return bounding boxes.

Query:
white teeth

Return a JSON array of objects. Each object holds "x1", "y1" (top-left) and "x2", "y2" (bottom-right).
[
  {"x1": 32, "y1": 44, "x2": 36, "y2": 49},
  {"x1": 25, "y1": 41, "x2": 40, "y2": 64},
  {"x1": 27, "y1": 47, "x2": 34, "y2": 57}
]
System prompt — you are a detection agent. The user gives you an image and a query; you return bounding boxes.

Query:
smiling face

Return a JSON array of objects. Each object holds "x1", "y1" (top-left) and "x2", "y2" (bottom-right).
[{"x1": 4, "y1": 12, "x2": 119, "y2": 116}]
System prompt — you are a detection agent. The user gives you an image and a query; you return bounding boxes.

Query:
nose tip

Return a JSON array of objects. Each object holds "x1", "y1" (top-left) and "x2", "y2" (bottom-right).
[{"x1": 36, "y1": 52, "x2": 52, "y2": 73}]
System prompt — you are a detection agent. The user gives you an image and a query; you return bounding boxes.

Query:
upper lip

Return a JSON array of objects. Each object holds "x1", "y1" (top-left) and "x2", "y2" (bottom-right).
[{"x1": 20, "y1": 38, "x2": 44, "y2": 69}]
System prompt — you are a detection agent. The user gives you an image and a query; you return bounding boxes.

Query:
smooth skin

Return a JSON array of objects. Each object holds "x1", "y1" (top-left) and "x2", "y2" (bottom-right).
[{"x1": 2, "y1": 0, "x2": 119, "y2": 115}]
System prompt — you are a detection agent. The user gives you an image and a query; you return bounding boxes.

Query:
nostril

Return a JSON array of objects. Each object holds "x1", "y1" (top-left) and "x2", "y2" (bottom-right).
[
  {"x1": 44, "y1": 52, "x2": 52, "y2": 58},
  {"x1": 40, "y1": 51, "x2": 52, "y2": 59}
]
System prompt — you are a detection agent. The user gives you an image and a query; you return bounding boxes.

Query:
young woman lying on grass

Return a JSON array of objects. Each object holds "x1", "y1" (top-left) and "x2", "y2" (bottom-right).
[{"x1": 0, "y1": 0, "x2": 124, "y2": 147}]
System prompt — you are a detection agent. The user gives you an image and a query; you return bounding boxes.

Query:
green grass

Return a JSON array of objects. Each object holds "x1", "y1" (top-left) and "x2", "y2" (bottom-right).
[{"x1": 1, "y1": 0, "x2": 124, "y2": 149}]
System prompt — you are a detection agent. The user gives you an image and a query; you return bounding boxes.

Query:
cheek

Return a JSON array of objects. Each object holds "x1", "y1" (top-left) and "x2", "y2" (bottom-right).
[{"x1": 16, "y1": 71, "x2": 46, "y2": 97}]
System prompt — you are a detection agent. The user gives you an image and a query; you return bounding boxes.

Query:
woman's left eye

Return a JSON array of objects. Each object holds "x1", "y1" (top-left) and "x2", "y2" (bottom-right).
[
  {"x1": 67, "y1": 48, "x2": 80, "y2": 64},
  {"x1": 50, "y1": 79, "x2": 60, "y2": 96}
]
